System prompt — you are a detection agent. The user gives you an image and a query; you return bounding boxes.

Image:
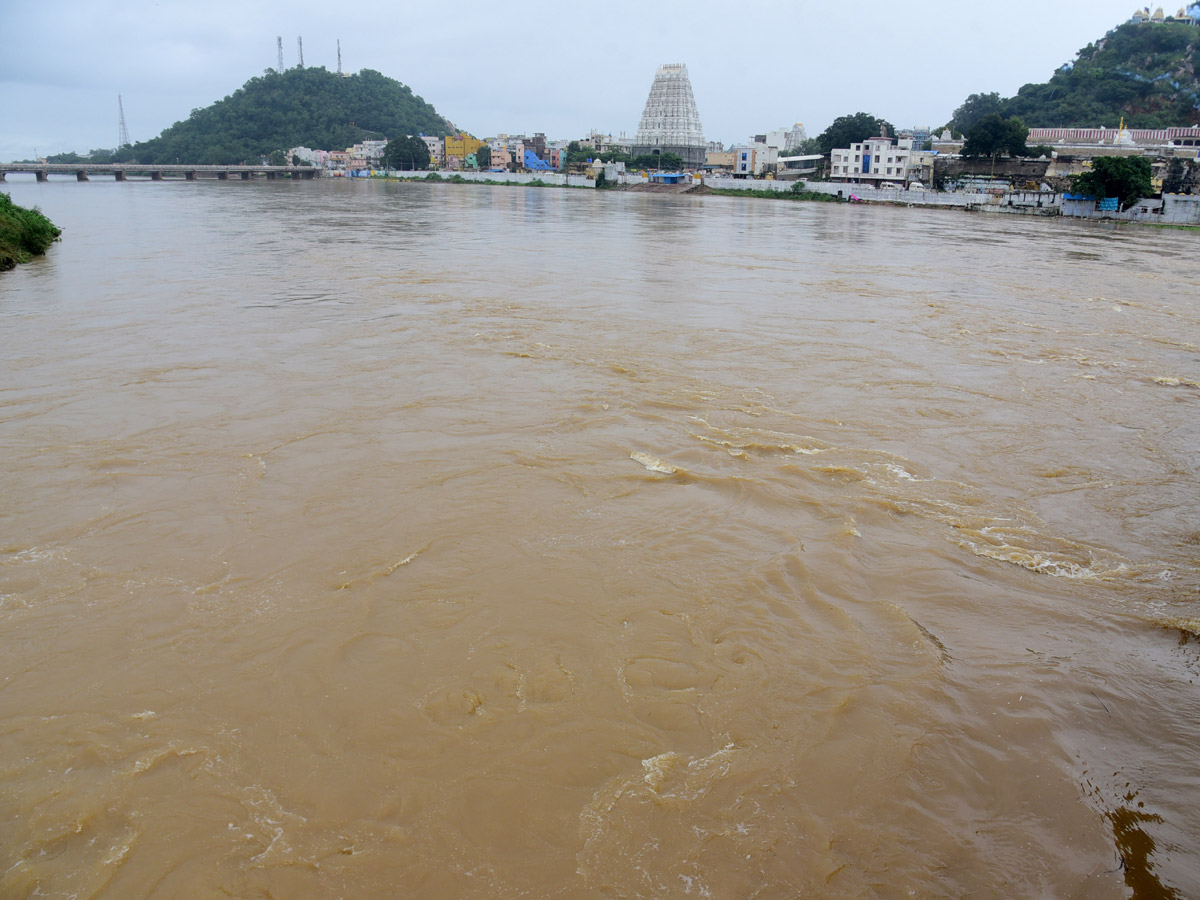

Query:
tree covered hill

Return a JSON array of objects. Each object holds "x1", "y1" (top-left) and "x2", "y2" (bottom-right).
[
  {"x1": 115, "y1": 66, "x2": 455, "y2": 164},
  {"x1": 948, "y1": 20, "x2": 1200, "y2": 132}
]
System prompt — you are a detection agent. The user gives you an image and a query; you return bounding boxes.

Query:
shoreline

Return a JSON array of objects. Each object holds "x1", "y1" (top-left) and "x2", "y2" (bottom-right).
[{"x1": 371, "y1": 172, "x2": 1200, "y2": 229}]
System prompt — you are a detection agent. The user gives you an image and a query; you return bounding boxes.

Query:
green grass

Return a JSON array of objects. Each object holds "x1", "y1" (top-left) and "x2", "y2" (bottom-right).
[
  {"x1": 704, "y1": 186, "x2": 843, "y2": 202},
  {"x1": 0, "y1": 193, "x2": 61, "y2": 272}
]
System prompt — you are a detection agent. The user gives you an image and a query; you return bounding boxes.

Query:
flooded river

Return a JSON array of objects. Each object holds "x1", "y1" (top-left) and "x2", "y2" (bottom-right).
[{"x1": 1, "y1": 178, "x2": 1198, "y2": 899}]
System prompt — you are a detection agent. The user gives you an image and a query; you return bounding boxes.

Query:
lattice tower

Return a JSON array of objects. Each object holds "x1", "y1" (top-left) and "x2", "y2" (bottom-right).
[
  {"x1": 337, "y1": 39, "x2": 342, "y2": 75},
  {"x1": 297, "y1": 36, "x2": 304, "y2": 68},
  {"x1": 118, "y1": 95, "x2": 131, "y2": 148},
  {"x1": 633, "y1": 64, "x2": 705, "y2": 154},
  {"x1": 277, "y1": 36, "x2": 284, "y2": 74}
]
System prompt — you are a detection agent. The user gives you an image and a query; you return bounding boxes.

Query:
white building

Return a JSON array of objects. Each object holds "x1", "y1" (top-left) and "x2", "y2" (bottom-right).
[
  {"x1": 289, "y1": 146, "x2": 328, "y2": 166},
  {"x1": 349, "y1": 140, "x2": 388, "y2": 162},
  {"x1": 760, "y1": 123, "x2": 807, "y2": 152},
  {"x1": 419, "y1": 135, "x2": 444, "y2": 168},
  {"x1": 829, "y1": 133, "x2": 918, "y2": 185},
  {"x1": 732, "y1": 142, "x2": 779, "y2": 176}
]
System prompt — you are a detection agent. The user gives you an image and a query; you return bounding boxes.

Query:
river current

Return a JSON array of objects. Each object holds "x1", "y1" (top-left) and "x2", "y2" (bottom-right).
[{"x1": 1, "y1": 178, "x2": 1198, "y2": 899}]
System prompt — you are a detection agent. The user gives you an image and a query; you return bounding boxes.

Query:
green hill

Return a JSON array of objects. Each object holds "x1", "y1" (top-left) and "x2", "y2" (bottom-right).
[
  {"x1": 116, "y1": 66, "x2": 455, "y2": 164},
  {"x1": 949, "y1": 20, "x2": 1200, "y2": 132}
]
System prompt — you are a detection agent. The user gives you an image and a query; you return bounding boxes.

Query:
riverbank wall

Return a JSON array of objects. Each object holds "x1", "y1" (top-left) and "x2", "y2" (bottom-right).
[
  {"x1": 389, "y1": 170, "x2": 595, "y2": 188},
  {"x1": 696, "y1": 176, "x2": 1200, "y2": 224}
]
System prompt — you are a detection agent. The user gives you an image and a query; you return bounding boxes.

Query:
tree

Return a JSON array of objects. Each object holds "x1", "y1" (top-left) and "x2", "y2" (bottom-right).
[
  {"x1": 269, "y1": 149, "x2": 288, "y2": 166},
  {"x1": 946, "y1": 92, "x2": 1006, "y2": 135},
  {"x1": 475, "y1": 145, "x2": 491, "y2": 169},
  {"x1": 1073, "y1": 156, "x2": 1153, "y2": 209},
  {"x1": 783, "y1": 137, "x2": 820, "y2": 156},
  {"x1": 631, "y1": 151, "x2": 683, "y2": 170},
  {"x1": 816, "y1": 113, "x2": 894, "y2": 156},
  {"x1": 961, "y1": 114, "x2": 1030, "y2": 159},
  {"x1": 111, "y1": 66, "x2": 450, "y2": 165},
  {"x1": 384, "y1": 135, "x2": 431, "y2": 171}
]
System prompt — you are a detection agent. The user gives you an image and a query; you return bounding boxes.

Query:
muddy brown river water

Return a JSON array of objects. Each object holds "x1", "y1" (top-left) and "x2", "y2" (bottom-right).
[{"x1": 1, "y1": 178, "x2": 1198, "y2": 899}]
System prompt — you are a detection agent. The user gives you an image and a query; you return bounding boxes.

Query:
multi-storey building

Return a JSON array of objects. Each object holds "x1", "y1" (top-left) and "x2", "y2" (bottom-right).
[
  {"x1": 731, "y1": 143, "x2": 778, "y2": 177},
  {"x1": 829, "y1": 133, "x2": 916, "y2": 184},
  {"x1": 419, "y1": 135, "x2": 444, "y2": 168},
  {"x1": 445, "y1": 134, "x2": 486, "y2": 163}
]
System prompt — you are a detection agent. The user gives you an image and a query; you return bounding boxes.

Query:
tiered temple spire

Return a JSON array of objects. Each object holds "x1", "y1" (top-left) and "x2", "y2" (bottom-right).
[{"x1": 632, "y1": 64, "x2": 706, "y2": 167}]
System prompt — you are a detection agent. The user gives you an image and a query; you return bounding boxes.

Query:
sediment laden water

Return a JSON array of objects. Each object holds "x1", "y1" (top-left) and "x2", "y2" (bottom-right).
[{"x1": 1, "y1": 178, "x2": 1197, "y2": 899}]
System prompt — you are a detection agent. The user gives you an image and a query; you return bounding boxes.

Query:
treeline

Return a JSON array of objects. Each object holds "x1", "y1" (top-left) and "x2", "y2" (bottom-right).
[
  {"x1": 0, "y1": 193, "x2": 61, "y2": 272},
  {"x1": 563, "y1": 143, "x2": 684, "y2": 170},
  {"x1": 114, "y1": 66, "x2": 454, "y2": 165},
  {"x1": 947, "y1": 21, "x2": 1200, "y2": 133}
]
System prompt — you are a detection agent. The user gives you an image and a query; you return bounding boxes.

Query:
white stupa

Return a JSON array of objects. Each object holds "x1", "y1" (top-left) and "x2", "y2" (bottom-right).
[{"x1": 631, "y1": 63, "x2": 707, "y2": 167}]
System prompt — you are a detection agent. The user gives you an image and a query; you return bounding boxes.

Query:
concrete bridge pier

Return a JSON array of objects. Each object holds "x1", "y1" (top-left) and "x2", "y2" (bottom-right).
[
  {"x1": 241, "y1": 172, "x2": 250, "y2": 180},
  {"x1": 0, "y1": 172, "x2": 6, "y2": 181},
  {"x1": 35, "y1": 171, "x2": 47, "y2": 182},
  {"x1": 185, "y1": 171, "x2": 196, "y2": 181},
  {"x1": 151, "y1": 172, "x2": 163, "y2": 181},
  {"x1": 266, "y1": 172, "x2": 276, "y2": 179},
  {"x1": 217, "y1": 172, "x2": 228, "y2": 180},
  {"x1": 114, "y1": 171, "x2": 126, "y2": 181},
  {"x1": 76, "y1": 171, "x2": 89, "y2": 181}
]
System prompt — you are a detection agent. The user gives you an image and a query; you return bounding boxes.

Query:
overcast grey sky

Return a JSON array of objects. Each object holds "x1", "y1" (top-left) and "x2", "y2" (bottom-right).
[{"x1": 0, "y1": 0, "x2": 1152, "y2": 161}]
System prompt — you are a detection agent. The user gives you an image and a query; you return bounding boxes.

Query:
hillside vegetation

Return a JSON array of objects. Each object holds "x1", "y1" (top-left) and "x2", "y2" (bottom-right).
[
  {"x1": 949, "y1": 21, "x2": 1200, "y2": 132},
  {"x1": 0, "y1": 193, "x2": 61, "y2": 272},
  {"x1": 116, "y1": 67, "x2": 454, "y2": 165}
]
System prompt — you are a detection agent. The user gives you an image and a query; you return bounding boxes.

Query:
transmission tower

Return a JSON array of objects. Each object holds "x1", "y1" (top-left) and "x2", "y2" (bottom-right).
[
  {"x1": 337, "y1": 38, "x2": 342, "y2": 75},
  {"x1": 118, "y1": 95, "x2": 131, "y2": 148},
  {"x1": 297, "y1": 36, "x2": 304, "y2": 68},
  {"x1": 276, "y1": 36, "x2": 284, "y2": 74}
]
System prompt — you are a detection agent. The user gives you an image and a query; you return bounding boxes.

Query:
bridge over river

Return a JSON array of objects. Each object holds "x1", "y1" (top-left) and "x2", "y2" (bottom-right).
[{"x1": 0, "y1": 163, "x2": 319, "y2": 182}]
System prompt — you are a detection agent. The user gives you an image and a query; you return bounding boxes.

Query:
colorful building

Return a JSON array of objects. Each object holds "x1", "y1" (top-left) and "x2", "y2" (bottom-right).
[{"x1": 445, "y1": 135, "x2": 486, "y2": 162}]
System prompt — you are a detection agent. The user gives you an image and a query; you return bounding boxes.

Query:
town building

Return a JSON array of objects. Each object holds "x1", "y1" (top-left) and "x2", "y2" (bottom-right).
[
  {"x1": 524, "y1": 149, "x2": 555, "y2": 172},
  {"x1": 776, "y1": 154, "x2": 824, "y2": 179},
  {"x1": 1027, "y1": 125, "x2": 1200, "y2": 157},
  {"x1": 731, "y1": 143, "x2": 779, "y2": 177},
  {"x1": 705, "y1": 150, "x2": 735, "y2": 171},
  {"x1": 327, "y1": 150, "x2": 351, "y2": 168},
  {"x1": 445, "y1": 134, "x2": 486, "y2": 164},
  {"x1": 632, "y1": 63, "x2": 707, "y2": 168},
  {"x1": 758, "y1": 124, "x2": 807, "y2": 152},
  {"x1": 829, "y1": 131, "x2": 919, "y2": 185},
  {"x1": 419, "y1": 136, "x2": 444, "y2": 169},
  {"x1": 289, "y1": 146, "x2": 328, "y2": 167},
  {"x1": 488, "y1": 147, "x2": 513, "y2": 171}
]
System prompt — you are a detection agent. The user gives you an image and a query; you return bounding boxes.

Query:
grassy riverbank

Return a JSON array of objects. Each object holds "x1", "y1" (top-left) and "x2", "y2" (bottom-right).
[
  {"x1": 697, "y1": 185, "x2": 843, "y2": 202},
  {"x1": 0, "y1": 193, "x2": 61, "y2": 271}
]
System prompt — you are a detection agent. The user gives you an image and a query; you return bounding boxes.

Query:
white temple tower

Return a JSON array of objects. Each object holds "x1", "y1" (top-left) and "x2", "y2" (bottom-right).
[{"x1": 632, "y1": 63, "x2": 706, "y2": 167}]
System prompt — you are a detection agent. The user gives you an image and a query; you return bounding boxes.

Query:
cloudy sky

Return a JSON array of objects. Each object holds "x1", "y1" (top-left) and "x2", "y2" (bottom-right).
[{"x1": 1, "y1": 0, "x2": 1153, "y2": 161}]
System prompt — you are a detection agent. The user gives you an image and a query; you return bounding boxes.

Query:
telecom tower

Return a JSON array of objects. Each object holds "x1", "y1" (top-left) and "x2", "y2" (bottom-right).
[
  {"x1": 297, "y1": 36, "x2": 304, "y2": 68},
  {"x1": 337, "y1": 39, "x2": 342, "y2": 75},
  {"x1": 276, "y1": 36, "x2": 284, "y2": 74},
  {"x1": 631, "y1": 63, "x2": 707, "y2": 167},
  {"x1": 118, "y1": 95, "x2": 131, "y2": 148}
]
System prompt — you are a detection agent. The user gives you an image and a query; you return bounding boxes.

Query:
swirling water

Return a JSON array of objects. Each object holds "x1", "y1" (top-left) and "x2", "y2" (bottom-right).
[{"x1": 1, "y1": 177, "x2": 1198, "y2": 899}]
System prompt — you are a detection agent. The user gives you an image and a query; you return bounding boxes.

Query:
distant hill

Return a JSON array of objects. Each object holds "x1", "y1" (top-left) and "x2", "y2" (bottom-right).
[
  {"x1": 116, "y1": 66, "x2": 455, "y2": 164},
  {"x1": 948, "y1": 21, "x2": 1200, "y2": 132}
]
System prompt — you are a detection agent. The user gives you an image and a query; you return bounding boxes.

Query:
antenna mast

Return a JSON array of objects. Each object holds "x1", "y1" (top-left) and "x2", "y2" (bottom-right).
[
  {"x1": 297, "y1": 36, "x2": 304, "y2": 68},
  {"x1": 276, "y1": 36, "x2": 284, "y2": 74},
  {"x1": 118, "y1": 95, "x2": 131, "y2": 148},
  {"x1": 337, "y1": 39, "x2": 342, "y2": 75}
]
